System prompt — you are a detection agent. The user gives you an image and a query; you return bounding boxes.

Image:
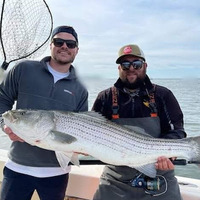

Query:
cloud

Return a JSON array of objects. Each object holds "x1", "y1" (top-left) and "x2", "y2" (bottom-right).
[{"x1": 31, "y1": 1, "x2": 200, "y2": 77}]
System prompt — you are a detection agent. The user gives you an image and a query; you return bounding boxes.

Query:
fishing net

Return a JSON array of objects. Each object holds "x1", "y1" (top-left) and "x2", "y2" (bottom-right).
[{"x1": 0, "y1": 0, "x2": 53, "y2": 73}]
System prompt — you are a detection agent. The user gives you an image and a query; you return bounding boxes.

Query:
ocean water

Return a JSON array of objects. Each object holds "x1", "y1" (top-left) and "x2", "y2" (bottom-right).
[{"x1": 0, "y1": 78, "x2": 200, "y2": 179}]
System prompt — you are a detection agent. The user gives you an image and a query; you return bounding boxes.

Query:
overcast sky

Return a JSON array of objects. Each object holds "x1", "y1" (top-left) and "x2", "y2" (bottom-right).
[
  {"x1": 44, "y1": 0, "x2": 200, "y2": 79},
  {"x1": 0, "y1": 0, "x2": 199, "y2": 79}
]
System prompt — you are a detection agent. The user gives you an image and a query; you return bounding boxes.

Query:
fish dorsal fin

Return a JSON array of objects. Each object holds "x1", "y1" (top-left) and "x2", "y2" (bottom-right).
[
  {"x1": 123, "y1": 125, "x2": 153, "y2": 138},
  {"x1": 56, "y1": 110, "x2": 107, "y2": 122},
  {"x1": 80, "y1": 112, "x2": 153, "y2": 138},
  {"x1": 80, "y1": 111, "x2": 107, "y2": 121},
  {"x1": 133, "y1": 163, "x2": 157, "y2": 178}
]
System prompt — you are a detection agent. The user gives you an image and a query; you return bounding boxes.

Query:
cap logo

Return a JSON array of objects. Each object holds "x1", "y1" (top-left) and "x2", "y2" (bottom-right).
[{"x1": 123, "y1": 46, "x2": 132, "y2": 54}]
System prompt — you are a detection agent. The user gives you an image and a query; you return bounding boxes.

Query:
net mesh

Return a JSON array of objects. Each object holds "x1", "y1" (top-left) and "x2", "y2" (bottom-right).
[{"x1": 0, "y1": 0, "x2": 53, "y2": 70}]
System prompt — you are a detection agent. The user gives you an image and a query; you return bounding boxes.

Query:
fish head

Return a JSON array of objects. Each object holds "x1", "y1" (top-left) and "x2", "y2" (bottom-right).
[{"x1": 2, "y1": 109, "x2": 55, "y2": 144}]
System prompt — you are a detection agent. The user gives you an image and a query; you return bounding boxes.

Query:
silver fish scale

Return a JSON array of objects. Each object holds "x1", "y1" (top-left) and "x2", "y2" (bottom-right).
[{"x1": 54, "y1": 112, "x2": 193, "y2": 156}]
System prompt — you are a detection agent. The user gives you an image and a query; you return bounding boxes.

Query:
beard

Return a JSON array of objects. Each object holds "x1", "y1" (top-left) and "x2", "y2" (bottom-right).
[
  {"x1": 56, "y1": 57, "x2": 75, "y2": 65},
  {"x1": 52, "y1": 50, "x2": 76, "y2": 65},
  {"x1": 122, "y1": 77, "x2": 145, "y2": 89},
  {"x1": 56, "y1": 54, "x2": 76, "y2": 65}
]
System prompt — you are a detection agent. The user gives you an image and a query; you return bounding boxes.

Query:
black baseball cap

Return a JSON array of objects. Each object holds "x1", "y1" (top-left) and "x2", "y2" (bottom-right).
[{"x1": 51, "y1": 25, "x2": 78, "y2": 43}]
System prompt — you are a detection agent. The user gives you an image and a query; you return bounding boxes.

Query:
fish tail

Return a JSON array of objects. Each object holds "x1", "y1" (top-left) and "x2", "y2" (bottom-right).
[{"x1": 186, "y1": 136, "x2": 200, "y2": 163}]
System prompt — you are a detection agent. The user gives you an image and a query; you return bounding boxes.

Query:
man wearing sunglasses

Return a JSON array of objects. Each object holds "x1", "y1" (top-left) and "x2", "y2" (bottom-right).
[
  {"x1": 92, "y1": 44, "x2": 185, "y2": 200},
  {"x1": 0, "y1": 26, "x2": 88, "y2": 200}
]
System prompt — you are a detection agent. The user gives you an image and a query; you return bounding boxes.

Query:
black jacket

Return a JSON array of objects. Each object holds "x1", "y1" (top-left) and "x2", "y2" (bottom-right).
[{"x1": 92, "y1": 76, "x2": 186, "y2": 139}]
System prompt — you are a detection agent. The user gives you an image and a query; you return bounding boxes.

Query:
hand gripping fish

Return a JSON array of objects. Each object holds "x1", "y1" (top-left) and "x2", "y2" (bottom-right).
[{"x1": 2, "y1": 109, "x2": 200, "y2": 178}]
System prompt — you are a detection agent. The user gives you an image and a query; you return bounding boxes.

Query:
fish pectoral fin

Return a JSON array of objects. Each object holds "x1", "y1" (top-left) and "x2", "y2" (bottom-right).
[
  {"x1": 134, "y1": 163, "x2": 157, "y2": 178},
  {"x1": 50, "y1": 130, "x2": 77, "y2": 144},
  {"x1": 123, "y1": 125, "x2": 152, "y2": 138}
]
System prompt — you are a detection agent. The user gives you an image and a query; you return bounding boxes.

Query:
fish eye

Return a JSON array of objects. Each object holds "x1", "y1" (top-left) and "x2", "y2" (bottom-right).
[{"x1": 20, "y1": 111, "x2": 26, "y2": 116}]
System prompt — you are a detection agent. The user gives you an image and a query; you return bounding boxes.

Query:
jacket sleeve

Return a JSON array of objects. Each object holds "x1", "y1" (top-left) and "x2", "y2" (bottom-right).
[
  {"x1": 0, "y1": 67, "x2": 19, "y2": 116},
  {"x1": 158, "y1": 88, "x2": 187, "y2": 139}
]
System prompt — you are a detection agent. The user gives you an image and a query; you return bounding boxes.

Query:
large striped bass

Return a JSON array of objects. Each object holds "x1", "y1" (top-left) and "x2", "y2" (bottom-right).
[{"x1": 2, "y1": 109, "x2": 200, "y2": 178}]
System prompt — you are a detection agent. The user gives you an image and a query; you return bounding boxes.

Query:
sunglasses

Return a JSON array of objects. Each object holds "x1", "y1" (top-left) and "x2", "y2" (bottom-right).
[
  {"x1": 52, "y1": 38, "x2": 77, "y2": 49},
  {"x1": 120, "y1": 60, "x2": 144, "y2": 70}
]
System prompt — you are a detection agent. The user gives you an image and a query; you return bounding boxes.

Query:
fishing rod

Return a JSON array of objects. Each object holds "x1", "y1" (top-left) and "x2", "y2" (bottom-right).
[
  {"x1": 172, "y1": 159, "x2": 200, "y2": 165},
  {"x1": 78, "y1": 159, "x2": 199, "y2": 196},
  {"x1": 79, "y1": 159, "x2": 200, "y2": 165}
]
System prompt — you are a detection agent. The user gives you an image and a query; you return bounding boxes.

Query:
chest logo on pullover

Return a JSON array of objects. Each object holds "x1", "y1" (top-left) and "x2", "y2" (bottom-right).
[{"x1": 64, "y1": 89, "x2": 74, "y2": 95}]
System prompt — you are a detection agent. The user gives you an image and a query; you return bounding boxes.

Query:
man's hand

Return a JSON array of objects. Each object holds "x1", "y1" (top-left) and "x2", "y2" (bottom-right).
[
  {"x1": 3, "y1": 125, "x2": 24, "y2": 142},
  {"x1": 155, "y1": 156, "x2": 175, "y2": 170}
]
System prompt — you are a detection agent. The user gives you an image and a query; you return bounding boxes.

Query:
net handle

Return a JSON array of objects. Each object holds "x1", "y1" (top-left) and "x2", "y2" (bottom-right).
[{"x1": 0, "y1": 0, "x2": 7, "y2": 64}]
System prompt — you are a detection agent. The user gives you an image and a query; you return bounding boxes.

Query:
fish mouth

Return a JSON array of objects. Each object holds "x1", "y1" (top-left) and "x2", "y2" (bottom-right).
[{"x1": 2, "y1": 111, "x2": 18, "y2": 123}]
